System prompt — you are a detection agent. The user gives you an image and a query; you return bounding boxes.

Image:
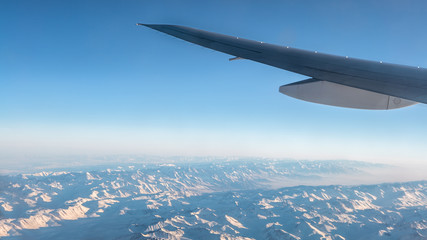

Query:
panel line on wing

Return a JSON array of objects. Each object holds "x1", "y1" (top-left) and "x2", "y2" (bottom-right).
[{"x1": 162, "y1": 26, "x2": 262, "y2": 54}]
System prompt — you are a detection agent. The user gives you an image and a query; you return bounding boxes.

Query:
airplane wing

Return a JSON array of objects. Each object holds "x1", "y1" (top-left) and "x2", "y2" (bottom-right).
[{"x1": 138, "y1": 24, "x2": 427, "y2": 110}]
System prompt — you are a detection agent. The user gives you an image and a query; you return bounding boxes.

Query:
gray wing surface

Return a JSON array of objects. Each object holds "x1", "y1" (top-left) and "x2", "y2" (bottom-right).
[{"x1": 139, "y1": 24, "x2": 427, "y2": 109}]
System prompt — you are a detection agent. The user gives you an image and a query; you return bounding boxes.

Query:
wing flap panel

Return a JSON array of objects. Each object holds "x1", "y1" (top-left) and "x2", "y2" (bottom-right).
[{"x1": 279, "y1": 79, "x2": 417, "y2": 110}]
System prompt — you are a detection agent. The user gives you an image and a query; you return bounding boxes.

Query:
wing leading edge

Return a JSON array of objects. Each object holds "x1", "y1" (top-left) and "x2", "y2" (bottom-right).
[{"x1": 138, "y1": 24, "x2": 427, "y2": 109}]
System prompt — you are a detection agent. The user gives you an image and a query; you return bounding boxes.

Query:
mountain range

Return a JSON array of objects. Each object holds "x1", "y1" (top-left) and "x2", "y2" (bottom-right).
[{"x1": 0, "y1": 159, "x2": 426, "y2": 239}]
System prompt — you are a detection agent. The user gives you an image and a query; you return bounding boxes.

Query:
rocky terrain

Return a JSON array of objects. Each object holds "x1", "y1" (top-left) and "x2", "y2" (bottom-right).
[{"x1": 0, "y1": 160, "x2": 426, "y2": 239}]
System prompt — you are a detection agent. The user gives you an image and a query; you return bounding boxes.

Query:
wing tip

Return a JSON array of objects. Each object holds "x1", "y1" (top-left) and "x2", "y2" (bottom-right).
[{"x1": 136, "y1": 23, "x2": 171, "y2": 31}]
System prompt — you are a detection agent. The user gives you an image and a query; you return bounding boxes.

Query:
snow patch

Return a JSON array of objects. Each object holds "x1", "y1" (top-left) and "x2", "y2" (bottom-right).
[
  {"x1": 225, "y1": 215, "x2": 247, "y2": 229},
  {"x1": 1, "y1": 202, "x2": 13, "y2": 211}
]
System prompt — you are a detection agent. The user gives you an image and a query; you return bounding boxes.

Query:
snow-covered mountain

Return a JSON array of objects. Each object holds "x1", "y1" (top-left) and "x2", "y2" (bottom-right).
[{"x1": 0, "y1": 160, "x2": 426, "y2": 239}]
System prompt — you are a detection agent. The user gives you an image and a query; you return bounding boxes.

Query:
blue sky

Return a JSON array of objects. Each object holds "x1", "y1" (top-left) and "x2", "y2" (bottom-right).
[{"x1": 1, "y1": 0, "x2": 427, "y2": 167}]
